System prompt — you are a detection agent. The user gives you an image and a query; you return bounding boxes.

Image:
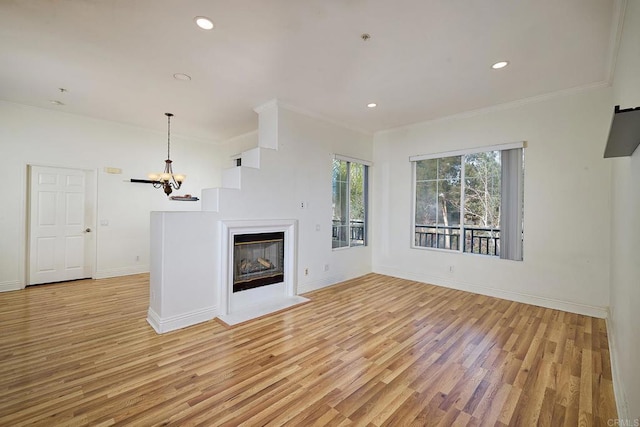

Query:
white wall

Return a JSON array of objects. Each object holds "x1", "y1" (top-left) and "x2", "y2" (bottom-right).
[
  {"x1": 219, "y1": 130, "x2": 259, "y2": 169},
  {"x1": 372, "y1": 87, "x2": 612, "y2": 316},
  {"x1": 215, "y1": 104, "x2": 374, "y2": 292},
  {"x1": 0, "y1": 101, "x2": 221, "y2": 289},
  {"x1": 608, "y1": 0, "x2": 640, "y2": 421}
]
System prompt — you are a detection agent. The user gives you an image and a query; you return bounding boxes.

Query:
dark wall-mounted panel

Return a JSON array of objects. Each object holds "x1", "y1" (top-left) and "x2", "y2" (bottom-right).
[{"x1": 604, "y1": 105, "x2": 640, "y2": 158}]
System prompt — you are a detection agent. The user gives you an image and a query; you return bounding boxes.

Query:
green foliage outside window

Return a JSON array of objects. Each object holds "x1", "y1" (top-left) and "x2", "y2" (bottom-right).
[
  {"x1": 415, "y1": 151, "x2": 502, "y2": 254},
  {"x1": 332, "y1": 159, "x2": 368, "y2": 248}
]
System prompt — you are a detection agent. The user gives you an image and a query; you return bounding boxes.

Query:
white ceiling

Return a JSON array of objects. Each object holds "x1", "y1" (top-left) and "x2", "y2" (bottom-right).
[{"x1": 0, "y1": 0, "x2": 621, "y2": 143}]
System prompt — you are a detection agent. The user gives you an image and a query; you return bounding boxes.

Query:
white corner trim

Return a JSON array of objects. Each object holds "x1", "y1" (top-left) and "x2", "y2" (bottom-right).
[
  {"x1": 95, "y1": 265, "x2": 149, "y2": 279},
  {"x1": 253, "y1": 99, "x2": 280, "y2": 114},
  {"x1": 0, "y1": 280, "x2": 22, "y2": 293},
  {"x1": 147, "y1": 306, "x2": 217, "y2": 334},
  {"x1": 605, "y1": 0, "x2": 627, "y2": 85},
  {"x1": 606, "y1": 314, "x2": 631, "y2": 422},
  {"x1": 373, "y1": 265, "x2": 609, "y2": 318},
  {"x1": 146, "y1": 308, "x2": 163, "y2": 333}
]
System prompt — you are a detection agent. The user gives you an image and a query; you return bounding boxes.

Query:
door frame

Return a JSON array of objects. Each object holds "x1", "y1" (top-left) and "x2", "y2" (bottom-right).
[{"x1": 25, "y1": 163, "x2": 98, "y2": 287}]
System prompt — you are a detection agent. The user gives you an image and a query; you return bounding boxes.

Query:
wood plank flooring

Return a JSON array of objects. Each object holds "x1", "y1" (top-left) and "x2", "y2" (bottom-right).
[{"x1": 0, "y1": 273, "x2": 617, "y2": 426}]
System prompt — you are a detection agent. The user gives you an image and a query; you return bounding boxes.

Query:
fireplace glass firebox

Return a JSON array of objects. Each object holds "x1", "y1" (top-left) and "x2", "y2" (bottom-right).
[{"x1": 233, "y1": 232, "x2": 285, "y2": 292}]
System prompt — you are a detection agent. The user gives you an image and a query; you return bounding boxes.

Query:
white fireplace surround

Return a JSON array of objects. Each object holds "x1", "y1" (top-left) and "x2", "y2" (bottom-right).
[{"x1": 219, "y1": 219, "x2": 307, "y2": 325}]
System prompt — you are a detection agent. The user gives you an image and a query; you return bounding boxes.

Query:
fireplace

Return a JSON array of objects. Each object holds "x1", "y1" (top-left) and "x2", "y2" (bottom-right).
[
  {"x1": 220, "y1": 219, "x2": 303, "y2": 322},
  {"x1": 233, "y1": 232, "x2": 284, "y2": 292}
]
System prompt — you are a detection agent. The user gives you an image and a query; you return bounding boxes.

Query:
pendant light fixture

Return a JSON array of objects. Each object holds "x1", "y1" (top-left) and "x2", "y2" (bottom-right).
[{"x1": 148, "y1": 113, "x2": 185, "y2": 196}]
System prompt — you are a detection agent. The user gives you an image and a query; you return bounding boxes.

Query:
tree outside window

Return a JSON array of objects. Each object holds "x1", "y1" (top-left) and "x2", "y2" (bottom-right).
[
  {"x1": 413, "y1": 147, "x2": 523, "y2": 259},
  {"x1": 332, "y1": 158, "x2": 368, "y2": 249}
]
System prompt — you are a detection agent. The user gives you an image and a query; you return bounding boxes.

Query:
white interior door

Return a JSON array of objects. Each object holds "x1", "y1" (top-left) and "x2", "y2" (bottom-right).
[{"x1": 29, "y1": 166, "x2": 92, "y2": 285}]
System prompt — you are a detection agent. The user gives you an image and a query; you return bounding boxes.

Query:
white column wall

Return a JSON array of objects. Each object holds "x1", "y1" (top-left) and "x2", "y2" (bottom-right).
[
  {"x1": 149, "y1": 103, "x2": 374, "y2": 331},
  {"x1": 216, "y1": 106, "x2": 374, "y2": 292},
  {"x1": 148, "y1": 211, "x2": 219, "y2": 333}
]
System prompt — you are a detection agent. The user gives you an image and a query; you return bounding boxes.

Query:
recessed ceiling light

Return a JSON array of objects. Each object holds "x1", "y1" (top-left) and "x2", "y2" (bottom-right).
[
  {"x1": 49, "y1": 100, "x2": 65, "y2": 106},
  {"x1": 491, "y1": 61, "x2": 509, "y2": 70},
  {"x1": 367, "y1": 103, "x2": 377, "y2": 108},
  {"x1": 194, "y1": 16, "x2": 214, "y2": 30},
  {"x1": 173, "y1": 73, "x2": 192, "y2": 81}
]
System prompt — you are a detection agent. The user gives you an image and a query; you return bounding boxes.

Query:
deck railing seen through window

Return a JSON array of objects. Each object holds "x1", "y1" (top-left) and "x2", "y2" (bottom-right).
[{"x1": 414, "y1": 225, "x2": 500, "y2": 256}]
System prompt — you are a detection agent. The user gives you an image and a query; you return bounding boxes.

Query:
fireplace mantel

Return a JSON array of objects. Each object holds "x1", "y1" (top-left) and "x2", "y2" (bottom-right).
[{"x1": 218, "y1": 219, "x2": 308, "y2": 325}]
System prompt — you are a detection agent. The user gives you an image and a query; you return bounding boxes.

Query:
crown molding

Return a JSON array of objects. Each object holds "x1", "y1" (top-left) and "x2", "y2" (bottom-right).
[
  {"x1": 376, "y1": 81, "x2": 611, "y2": 136},
  {"x1": 221, "y1": 129, "x2": 259, "y2": 146},
  {"x1": 253, "y1": 98, "x2": 372, "y2": 136}
]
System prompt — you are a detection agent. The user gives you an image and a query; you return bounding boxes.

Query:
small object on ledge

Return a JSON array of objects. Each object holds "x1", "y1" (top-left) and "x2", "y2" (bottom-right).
[
  {"x1": 169, "y1": 194, "x2": 199, "y2": 201},
  {"x1": 130, "y1": 178, "x2": 159, "y2": 184}
]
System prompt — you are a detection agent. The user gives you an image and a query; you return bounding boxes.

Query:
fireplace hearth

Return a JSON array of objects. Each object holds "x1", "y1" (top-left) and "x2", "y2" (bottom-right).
[
  {"x1": 219, "y1": 219, "x2": 305, "y2": 325},
  {"x1": 233, "y1": 232, "x2": 284, "y2": 292}
]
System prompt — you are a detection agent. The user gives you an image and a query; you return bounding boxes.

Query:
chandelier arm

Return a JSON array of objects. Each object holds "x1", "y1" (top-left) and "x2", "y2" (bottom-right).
[{"x1": 169, "y1": 179, "x2": 182, "y2": 190}]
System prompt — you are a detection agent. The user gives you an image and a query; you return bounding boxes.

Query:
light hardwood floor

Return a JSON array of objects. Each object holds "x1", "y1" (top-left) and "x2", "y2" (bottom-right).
[{"x1": 0, "y1": 273, "x2": 616, "y2": 426}]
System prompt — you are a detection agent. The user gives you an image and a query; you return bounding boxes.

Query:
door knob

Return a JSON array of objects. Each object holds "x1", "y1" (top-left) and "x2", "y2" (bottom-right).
[{"x1": 85, "y1": 228, "x2": 91, "y2": 233}]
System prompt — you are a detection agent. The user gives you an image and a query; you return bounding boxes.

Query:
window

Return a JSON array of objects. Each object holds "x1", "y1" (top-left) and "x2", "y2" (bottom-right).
[
  {"x1": 332, "y1": 156, "x2": 369, "y2": 249},
  {"x1": 411, "y1": 143, "x2": 524, "y2": 260}
]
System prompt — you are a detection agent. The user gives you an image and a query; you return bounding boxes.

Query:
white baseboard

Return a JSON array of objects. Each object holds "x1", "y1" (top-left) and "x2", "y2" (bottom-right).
[
  {"x1": 373, "y1": 266, "x2": 608, "y2": 319},
  {"x1": 147, "y1": 305, "x2": 217, "y2": 334},
  {"x1": 297, "y1": 276, "x2": 339, "y2": 294},
  {"x1": 219, "y1": 296, "x2": 309, "y2": 326},
  {"x1": 297, "y1": 269, "x2": 371, "y2": 294},
  {"x1": 0, "y1": 280, "x2": 22, "y2": 293},
  {"x1": 95, "y1": 265, "x2": 149, "y2": 279},
  {"x1": 606, "y1": 314, "x2": 631, "y2": 421}
]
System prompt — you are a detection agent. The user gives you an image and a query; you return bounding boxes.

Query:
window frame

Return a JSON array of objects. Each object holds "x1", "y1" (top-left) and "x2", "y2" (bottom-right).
[
  {"x1": 410, "y1": 142, "x2": 524, "y2": 258},
  {"x1": 332, "y1": 155, "x2": 371, "y2": 250}
]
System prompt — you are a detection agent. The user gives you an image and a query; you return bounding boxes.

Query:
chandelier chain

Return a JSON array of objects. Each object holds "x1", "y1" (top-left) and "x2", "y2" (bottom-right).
[
  {"x1": 167, "y1": 113, "x2": 171, "y2": 159},
  {"x1": 148, "y1": 112, "x2": 182, "y2": 196}
]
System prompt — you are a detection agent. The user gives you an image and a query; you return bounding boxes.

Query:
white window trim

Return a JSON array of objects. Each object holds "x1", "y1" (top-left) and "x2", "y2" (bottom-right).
[
  {"x1": 333, "y1": 154, "x2": 373, "y2": 167},
  {"x1": 410, "y1": 157, "x2": 464, "y2": 253},
  {"x1": 332, "y1": 155, "x2": 370, "y2": 250},
  {"x1": 409, "y1": 141, "x2": 525, "y2": 162},
  {"x1": 411, "y1": 159, "x2": 467, "y2": 252},
  {"x1": 410, "y1": 144, "x2": 524, "y2": 258}
]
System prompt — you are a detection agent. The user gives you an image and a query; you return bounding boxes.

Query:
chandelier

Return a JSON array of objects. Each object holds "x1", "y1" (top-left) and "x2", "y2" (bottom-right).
[{"x1": 148, "y1": 112, "x2": 185, "y2": 196}]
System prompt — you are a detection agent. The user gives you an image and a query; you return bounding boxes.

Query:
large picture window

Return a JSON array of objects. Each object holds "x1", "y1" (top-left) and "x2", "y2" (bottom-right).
[
  {"x1": 411, "y1": 143, "x2": 524, "y2": 260},
  {"x1": 332, "y1": 156, "x2": 369, "y2": 249}
]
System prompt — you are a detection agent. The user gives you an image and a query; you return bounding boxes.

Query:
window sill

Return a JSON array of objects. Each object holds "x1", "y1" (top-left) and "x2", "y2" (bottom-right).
[{"x1": 332, "y1": 245, "x2": 367, "y2": 251}]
